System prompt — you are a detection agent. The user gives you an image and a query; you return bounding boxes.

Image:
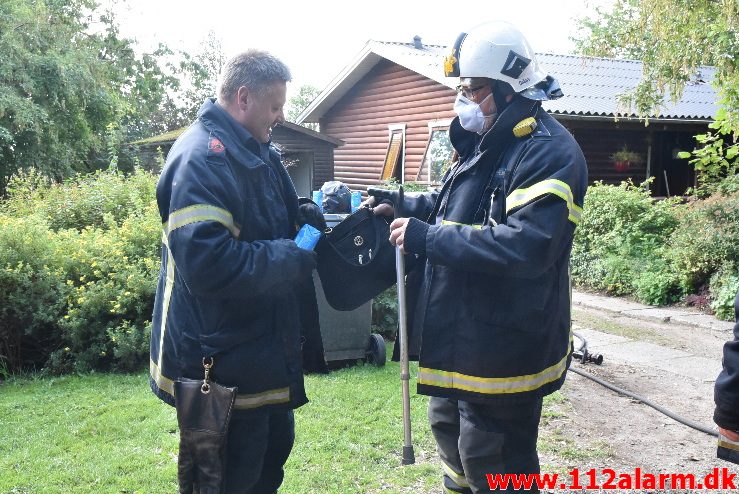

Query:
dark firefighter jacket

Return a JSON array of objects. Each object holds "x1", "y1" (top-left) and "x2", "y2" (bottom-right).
[
  {"x1": 399, "y1": 96, "x2": 588, "y2": 404},
  {"x1": 149, "y1": 99, "x2": 317, "y2": 414},
  {"x1": 714, "y1": 289, "x2": 739, "y2": 461}
]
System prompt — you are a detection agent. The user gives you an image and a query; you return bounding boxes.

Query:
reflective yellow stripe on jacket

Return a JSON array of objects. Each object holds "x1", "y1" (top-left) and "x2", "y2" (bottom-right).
[
  {"x1": 150, "y1": 204, "x2": 289, "y2": 409},
  {"x1": 418, "y1": 351, "x2": 569, "y2": 395},
  {"x1": 440, "y1": 220, "x2": 484, "y2": 229},
  {"x1": 150, "y1": 360, "x2": 290, "y2": 409},
  {"x1": 155, "y1": 203, "x2": 240, "y2": 369},
  {"x1": 164, "y1": 204, "x2": 241, "y2": 239},
  {"x1": 506, "y1": 179, "x2": 582, "y2": 225}
]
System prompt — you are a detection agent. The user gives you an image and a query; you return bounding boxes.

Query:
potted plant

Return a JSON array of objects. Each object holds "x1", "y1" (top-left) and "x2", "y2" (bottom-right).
[{"x1": 610, "y1": 146, "x2": 644, "y2": 172}]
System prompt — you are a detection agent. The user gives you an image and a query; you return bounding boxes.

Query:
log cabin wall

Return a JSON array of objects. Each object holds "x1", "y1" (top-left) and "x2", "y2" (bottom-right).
[{"x1": 320, "y1": 60, "x2": 456, "y2": 193}]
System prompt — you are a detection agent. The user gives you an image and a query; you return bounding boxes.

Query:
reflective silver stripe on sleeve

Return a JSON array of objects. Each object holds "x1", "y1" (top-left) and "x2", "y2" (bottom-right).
[
  {"x1": 506, "y1": 179, "x2": 582, "y2": 225},
  {"x1": 164, "y1": 204, "x2": 240, "y2": 238}
]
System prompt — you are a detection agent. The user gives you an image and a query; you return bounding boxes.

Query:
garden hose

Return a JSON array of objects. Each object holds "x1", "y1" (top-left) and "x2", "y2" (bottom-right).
[{"x1": 570, "y1": 332, "x2": 718, "y2": 438}]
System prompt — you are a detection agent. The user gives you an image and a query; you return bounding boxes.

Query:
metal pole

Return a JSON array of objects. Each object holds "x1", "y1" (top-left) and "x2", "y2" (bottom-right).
[
  {"x1": 663, "y1": 170, "x2": 671, "y2": 197},
  {"x1": 394, "y1": 185, "x2": 415, "y2": 465}
]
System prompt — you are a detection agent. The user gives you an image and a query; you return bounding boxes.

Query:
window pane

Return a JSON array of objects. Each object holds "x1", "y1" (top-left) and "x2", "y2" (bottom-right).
[
  {"x1": 381, "y1": 130, "x2": 403, "y2": 181},
  {"x1": 422, "y1": 129, "x2": 453, "y2": 183}
]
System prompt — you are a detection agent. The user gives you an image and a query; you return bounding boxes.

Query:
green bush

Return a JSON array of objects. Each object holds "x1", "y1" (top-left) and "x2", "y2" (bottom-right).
[
  {"x1": 2, "y1": 167, "x2": 156, "y2": 231},
  {"x1": 48, "y1": 204, "x2": 160, "y2": 374},
  {"x1": 573, "y1": 180, "x2": 679, "y2": 257},
  {"x1": 571, "y1": 180, "x2": 680, "y2": 301},
  {"x1": 664, "y1": 190, "x2": 739, "y2": 293},
  {"x1": 372, "y1": 285, "x2": 398, "y2": 340},
  {"x1": 0, "y1": 169, "x2": 161, "y2": 374},
  {"x1": 633, "y1": 258, "x2": 682, "y2": 306},
  {"x1": 0, "y1": 214, "x2": 69, "y2": 372},
  {"x1": 709, "y1": 264, "x2": 739, "y2": 321},
  {"x1": 573, "y1": 176, "x2": 739, "y2": 319}
]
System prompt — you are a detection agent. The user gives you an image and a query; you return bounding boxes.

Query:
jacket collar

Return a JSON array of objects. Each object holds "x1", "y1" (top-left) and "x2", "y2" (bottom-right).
[
  {"x1": 450, "y1": 96, "x2": 540, "y2": 163},
  {"x1": 197, "y1": 98, "x2": 271, "y2": 165}
]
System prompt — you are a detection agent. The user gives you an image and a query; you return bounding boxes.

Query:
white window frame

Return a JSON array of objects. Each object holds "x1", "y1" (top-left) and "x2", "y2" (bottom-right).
[{"x1": 419, "y1": 119, "x2": 453, "y2": 183}]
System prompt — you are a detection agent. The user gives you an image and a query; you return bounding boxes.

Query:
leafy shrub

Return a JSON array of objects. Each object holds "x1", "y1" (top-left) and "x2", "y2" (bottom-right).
[
  {"x1": 49, "y1": 205, "x2": 160, "y2": 374},
  {"x1": 0, "y1": 169, "x2": 161, "y2": 374},
  {"x1": 372, "y1": 285, "x2": 398, "y2": 340},
  {"x1": 633, "y1": 258, "x2": 682, "y2": 306},
  {"x1": 664, "y1": 190, "x2": 739, "y2": 293},
  {"x1": 573, "y1": 176, "x2": 739, "y2": 317},
  {"x1": 714, "y1": 172, "x2": 739, "y2": 196},
  {"x1": 2, "y1": 167, "x2": 157, "y2": 231},
  {"x1": 0, "y1": 214, "x2": 69, "y2": 372},
  {"x1": 709, "y1": 264, "x2": 739, "y2": 321},
  {"x1": 571, "y1": 180, "x2": 679, "y2": 301}
]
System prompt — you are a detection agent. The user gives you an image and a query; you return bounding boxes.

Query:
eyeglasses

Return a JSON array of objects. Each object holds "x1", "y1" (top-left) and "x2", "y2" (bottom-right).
[{"x1": 456, "y1": 85, "x2": 486, "y2": 99}]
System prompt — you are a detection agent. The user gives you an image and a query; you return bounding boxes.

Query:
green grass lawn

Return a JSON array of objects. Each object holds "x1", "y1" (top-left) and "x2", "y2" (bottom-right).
[{"x1": 0, "y1": 352, "x2": 604, "y2": 493}]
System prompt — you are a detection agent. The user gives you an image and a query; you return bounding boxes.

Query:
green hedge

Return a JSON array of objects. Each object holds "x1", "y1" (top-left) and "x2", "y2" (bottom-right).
[
  {"x1": 1, "y1": 170, "x2": 737, "y2": 376},
  {"x1": 0, "y1": 169, "x2": 160, "y2": 375},
  {"x1": 572, "y1": 177, "x2": 739, "y2": 317}
]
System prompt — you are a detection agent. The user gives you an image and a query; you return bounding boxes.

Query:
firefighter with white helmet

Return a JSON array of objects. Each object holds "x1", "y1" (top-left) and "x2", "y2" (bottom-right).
[{"x1": 368, "y1": 20, "x2": 587, "y2": 493}]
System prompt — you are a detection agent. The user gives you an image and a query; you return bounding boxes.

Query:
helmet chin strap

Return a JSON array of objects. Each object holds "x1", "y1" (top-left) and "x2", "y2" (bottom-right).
[{"x1": 492, "y1": 80, "x2": 516, "y2": 114}]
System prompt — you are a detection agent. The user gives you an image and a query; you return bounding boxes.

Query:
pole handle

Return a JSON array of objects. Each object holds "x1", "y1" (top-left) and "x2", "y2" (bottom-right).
[{"x1": 395, "y1": 185, "x2": 404, "y2": 219}]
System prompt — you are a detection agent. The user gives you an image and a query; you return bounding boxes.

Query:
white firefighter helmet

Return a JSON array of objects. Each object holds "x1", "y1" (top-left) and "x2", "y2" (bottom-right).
[{"x1": 444, "y1": 21, "x2": 548, "y2": 93}]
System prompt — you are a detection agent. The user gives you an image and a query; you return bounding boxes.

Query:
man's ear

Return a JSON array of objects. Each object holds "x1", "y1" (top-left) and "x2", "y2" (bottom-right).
[{"x1": 236, "y1": 86, "x2": 250, "y2": 111}]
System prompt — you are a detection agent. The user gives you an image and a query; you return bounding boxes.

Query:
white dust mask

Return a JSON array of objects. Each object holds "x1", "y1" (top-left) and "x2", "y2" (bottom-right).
[{"x1": 453, "y1": 93, "x2": 496, "y2": 134}]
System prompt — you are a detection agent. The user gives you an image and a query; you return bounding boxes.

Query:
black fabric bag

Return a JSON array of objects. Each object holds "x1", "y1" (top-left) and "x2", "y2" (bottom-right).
[
  {"x1": 316, "y1": 206, "x2": 399, "y2": 311},
  {"x1": 174, "y1": 358, "x2": 236, "y2": 494}
]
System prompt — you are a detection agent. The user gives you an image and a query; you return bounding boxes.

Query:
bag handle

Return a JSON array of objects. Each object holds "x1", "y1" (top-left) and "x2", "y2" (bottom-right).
[{"x1": 323, "y1": 208, "x2": 389, "y2": 262}]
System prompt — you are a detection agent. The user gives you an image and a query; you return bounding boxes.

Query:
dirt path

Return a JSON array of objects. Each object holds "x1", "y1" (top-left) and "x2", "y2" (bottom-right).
[{"x1": 544, "y1": 306, "x2": 738, "y2": 492}]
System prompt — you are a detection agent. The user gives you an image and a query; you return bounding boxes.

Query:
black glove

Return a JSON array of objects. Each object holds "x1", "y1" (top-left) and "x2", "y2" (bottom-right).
[
  {"x1": 366, "y1": 187, "x2": 398, "y2": 207},
  {"x1": 297, "y1": 202, "x2": 327, "y2": 232}
]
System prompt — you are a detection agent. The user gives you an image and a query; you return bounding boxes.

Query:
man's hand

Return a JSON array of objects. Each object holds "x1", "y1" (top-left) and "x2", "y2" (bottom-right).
[
  {"x1": 720, "y1": 427, "x2": 739, "y2": 442},
  {"x1": 297, "y1": 203, "x2": 327, "y2": 232},
  {"x1": 366, "y1": 187, "x2": 396, "y2": 217},
  {"x1": 389, "y1": 217, "x2": 410, "y2": 254}
]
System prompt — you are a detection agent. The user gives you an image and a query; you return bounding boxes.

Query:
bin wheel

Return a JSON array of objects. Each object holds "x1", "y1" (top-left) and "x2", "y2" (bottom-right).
[{"x1": 366, "y1": 333, "x2": 386, "y2": 367}]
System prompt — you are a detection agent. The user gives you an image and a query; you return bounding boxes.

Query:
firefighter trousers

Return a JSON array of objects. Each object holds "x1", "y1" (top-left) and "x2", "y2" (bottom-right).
[
  {"x1": 428, "y1": 396, "x2": 543, "y2": 494},
  {"x1": 224, "y1": 409, "x2": 295, "y2": 494}
]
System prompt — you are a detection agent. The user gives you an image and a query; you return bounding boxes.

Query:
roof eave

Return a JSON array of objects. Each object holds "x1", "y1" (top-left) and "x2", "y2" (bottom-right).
[
  {"x1": 277, "y1": 121, "x2": 345, "y2": 147},
  {"x1": 551, "y1": 112, "x2": 714, "y2": 124},
  {"x1": 297, "y1": 42, "x2": 381, "y2": 124}
]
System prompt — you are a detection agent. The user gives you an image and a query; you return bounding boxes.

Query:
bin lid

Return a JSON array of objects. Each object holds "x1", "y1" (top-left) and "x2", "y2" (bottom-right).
[{"x1": 323, "y1": 213, "x2": 349, "y2": 227}]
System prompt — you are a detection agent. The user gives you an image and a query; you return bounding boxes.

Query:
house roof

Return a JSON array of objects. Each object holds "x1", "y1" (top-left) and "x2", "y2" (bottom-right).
[
  {"x1": 130, "y1": 120, "x2": 344, "y2": 147},
  {"x1": 297, "y1": 40, "x2": 718, "y2": 124}
]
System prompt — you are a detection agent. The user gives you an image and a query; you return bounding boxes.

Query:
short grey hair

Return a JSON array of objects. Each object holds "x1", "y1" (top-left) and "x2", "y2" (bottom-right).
[{"x1": 218, "y1": 49, "x2": 292, "y2": 100}]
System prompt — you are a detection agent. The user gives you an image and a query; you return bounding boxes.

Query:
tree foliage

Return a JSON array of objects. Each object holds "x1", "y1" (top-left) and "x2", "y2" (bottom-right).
[
  {"x1": 0, "y1": 0, "x2": 119, "y2": 190},
  {"x1": 574, "y1": 0, "x2": 738, "y2": 191},
  {"x1": 0, "y1": 0, "x2": 220, "y2": 194},
  {"x1": 175, "y1": 31, "x2": 226, "y2": 125},
  {"x1": 287, "y1": 84, "x2": 320, "y2": 130}
]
